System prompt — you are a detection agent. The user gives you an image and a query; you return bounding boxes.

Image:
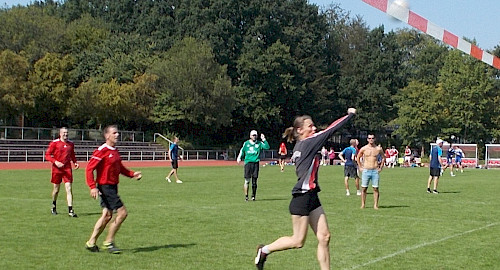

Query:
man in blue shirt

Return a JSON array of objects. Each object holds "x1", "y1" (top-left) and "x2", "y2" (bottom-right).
[
  {"x1": 166, "y1": 137, "x2": 183, "y2": 183},
  {"x1": 339, "y1": 139, "x2": 360, "y2": 196},
  {"x1": 427, "y1": 139, "x2": 444, "y2": 194}
]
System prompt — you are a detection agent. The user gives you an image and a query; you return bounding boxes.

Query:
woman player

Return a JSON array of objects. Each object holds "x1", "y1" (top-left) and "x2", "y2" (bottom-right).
[
  {"x1": 254, "y1": 108, "x2": 356, "y2": 270},
  {"x1": 278, "y1": 142, "x2": 287, "y2": 172}
]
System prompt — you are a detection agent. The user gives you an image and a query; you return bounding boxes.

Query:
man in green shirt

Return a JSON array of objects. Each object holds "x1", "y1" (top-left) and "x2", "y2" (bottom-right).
[{"x1": 237, "y1": 130, "x2": 270, "y2": 201}]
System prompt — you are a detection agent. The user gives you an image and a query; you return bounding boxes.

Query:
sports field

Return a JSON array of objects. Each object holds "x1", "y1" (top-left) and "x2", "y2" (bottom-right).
[{"x1": 1, "y1": 165, "x2": 499, "y2": 269}]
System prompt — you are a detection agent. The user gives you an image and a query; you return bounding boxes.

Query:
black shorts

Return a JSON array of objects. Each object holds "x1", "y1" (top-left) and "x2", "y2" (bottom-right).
[
  {"x1": 344, "y1": 165, "x2": 358, "y2": 178},
  {"x1": 430, "y1": 167, "x2": 441, "y2": 177},
  {"x1": 279, "y1": 155, "x2": 287, "y2": 160},
  {"x1": 98, "y1": 184, "x2": 124, "y2": 210},
  {"x1": 289, "y1": 191, "x2": 322, "y2": 216},
  {"x1": 171, "y1": 159, "x2": 178, "y2": 169},
  {"x1": 244, "y1": 162, "x2": 260, "y2": 179}
]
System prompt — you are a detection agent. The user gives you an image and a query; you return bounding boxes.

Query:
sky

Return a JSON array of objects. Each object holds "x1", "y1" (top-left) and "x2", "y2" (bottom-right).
[
  {"x1": 2, "y1": 0, "x2": 499, "y2": 50},
  {"x1": 312, "y1": 0, "x2": 500, "y2": 50}
]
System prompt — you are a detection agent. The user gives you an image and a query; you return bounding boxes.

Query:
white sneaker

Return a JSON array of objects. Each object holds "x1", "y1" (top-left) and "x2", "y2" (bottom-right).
[
  {"x1": 451, "y1": 173, "x2": 455, "y2": 177},
  {"x1": 166, "y1": 177, "x2": 171, "y2": 183},
  {"x1": 176, "y1": 180, "x2": 183, "y2": 184},
  {"x1": 346, "y1": 190, "x2": 350, "y2": 196},
  {"x1": 356, "y1": 190, "x2": 361, "y2": 196}
]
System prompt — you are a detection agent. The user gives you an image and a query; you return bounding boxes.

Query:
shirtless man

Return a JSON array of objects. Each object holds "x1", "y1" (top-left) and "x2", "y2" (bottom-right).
[{"x1": 356, "y1": 134, "x2": 385, "y2": 209}]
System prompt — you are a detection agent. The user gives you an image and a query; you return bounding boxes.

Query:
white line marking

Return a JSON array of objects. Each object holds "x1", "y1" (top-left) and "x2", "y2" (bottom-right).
[{"x1": 349, "y1": 222, "x2": 499, "y2": 269}]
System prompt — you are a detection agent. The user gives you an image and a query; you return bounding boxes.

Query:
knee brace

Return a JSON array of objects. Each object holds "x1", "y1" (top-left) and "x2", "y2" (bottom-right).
[{"x1": 244, "y1": 178, "x2": 250, "y2": 188}]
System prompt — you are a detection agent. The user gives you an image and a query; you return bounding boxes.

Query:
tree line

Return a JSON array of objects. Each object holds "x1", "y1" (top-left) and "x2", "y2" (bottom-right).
[{"x1": 0, "y1": 0, "x2": 499, "y2": 148}]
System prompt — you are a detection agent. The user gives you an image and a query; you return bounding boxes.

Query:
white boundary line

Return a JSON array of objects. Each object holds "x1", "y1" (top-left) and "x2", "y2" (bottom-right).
[{"x1": 349, "y1": 222, "x2": 499, "y2": 269}]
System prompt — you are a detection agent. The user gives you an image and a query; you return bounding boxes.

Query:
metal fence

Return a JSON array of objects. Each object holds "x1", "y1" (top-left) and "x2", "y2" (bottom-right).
[
  {"x1": 0, "y1": 126, "x2": 144, "y2": 142},
  {"x1": 0, "y1": 149, "x2": 281, "y2": 162}
]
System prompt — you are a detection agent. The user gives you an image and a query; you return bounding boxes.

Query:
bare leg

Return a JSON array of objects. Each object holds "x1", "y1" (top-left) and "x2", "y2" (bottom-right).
[
  {"x1": 361, "y1": 187, "x2": 367, "y2": 209},
  {"x1": 244, "y1": 179, "x2": 249, "y2": 198},
  {"x1": 373, "y1": 187, "x2": 379, "y2": 210},
  {"x1": 427, "y1": 175, "x2": 433, "y2": 189},
  {"x1": 309, "y1": 207, "x2": 331, "y2": 270},
  {"x1": 344, "y1": 177, "x2": 349, "y2": 190},
  {"x1": 52, "y1": 184, "x2": 60, "y2": 202},
  {"x1": 88, "y1": 208, "x2": 112, "y2": 245},
  {"x1": 355, "y1": 178, "x2": 360, "y2": 191},
  {"x1": 266, "y1": 215, "x2": 309, "y2": 252},
  {"x1": 105, "y1": 206, "x2": 128, "y2": 244},
  {"x1": 433, "y1": 177, "x2": 439, "y2": 191},
  {"x1": 64, "y1": 182, "x2": 73, "y2": 207}
]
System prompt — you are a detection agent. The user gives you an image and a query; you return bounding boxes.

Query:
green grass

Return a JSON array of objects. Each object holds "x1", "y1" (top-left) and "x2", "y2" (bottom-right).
[{"x1": 1, "y1": 165, "x2": 500, "y2": 269}]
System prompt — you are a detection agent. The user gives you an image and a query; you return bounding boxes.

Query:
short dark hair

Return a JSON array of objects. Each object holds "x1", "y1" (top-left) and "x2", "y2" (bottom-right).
[{"x1": 103, "y1": 125, "x2": 118, "y2": 137}]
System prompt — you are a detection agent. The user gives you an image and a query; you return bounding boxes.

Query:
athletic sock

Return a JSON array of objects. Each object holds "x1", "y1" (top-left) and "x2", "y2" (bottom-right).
[
  {"x1": 52, "y1": 201, "x2": 57, "y2": 209},
  {"x1": 262, "y1": 245, "x2": 270, "y2": 254},
  {"x1": 68, "y1": 206, "x2": 73, "y2": 212}
]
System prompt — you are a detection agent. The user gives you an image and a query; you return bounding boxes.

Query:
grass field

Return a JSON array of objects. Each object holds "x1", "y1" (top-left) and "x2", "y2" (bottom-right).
[{"x1": 1, "y1": 165, "x2": 500, "y2": 269}]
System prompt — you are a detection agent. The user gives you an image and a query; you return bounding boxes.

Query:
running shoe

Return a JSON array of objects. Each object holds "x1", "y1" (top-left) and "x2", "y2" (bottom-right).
[
  {"x1": 51, "y1": 208, "x2": 58, "y2": 215},
  {"x1": 176, "y1": 179, "x2": 183, "y2": 183},
  {"x1": 255, "y1": 245, "x2": 267, "y2": 270},
  {"x1": 85, "y1": 242, "x2": 99, "y2": 252},
  {"x1": 103, "y1": 242, "x2": 121, "y2": 254},
  {"x1": 166, "y1": 177, "x2": 171, "y2": 183},
  {"x1": 432, "y1": 190, "x2": 439, "y2": 194},
  {"x1": 68, "y1": 211, "x2": 78, "y2": 218}
]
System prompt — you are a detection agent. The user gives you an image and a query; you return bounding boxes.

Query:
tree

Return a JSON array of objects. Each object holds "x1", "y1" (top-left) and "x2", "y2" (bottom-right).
[
  {"x1": 438, "y1": 49, "x2": 496, "y2": 143},
  {"x1": 29, "y1": 52, "x2": 75, "y2": 127},
  {"x1": 0, "y1": 50, "x2": 31, "y2": 125},
  {"x1": 150, "y1": 37, "x2": 236, "y2": 134},
  {"x1": 393, "y1": 81, "x2": 446, "y2": 146},
  {"x1": 0, "y1": 6, "x2": 67, "y2": 63},
  {"x1": 67, "y1": 79, "x2": 100, "y2": 128},
  {"x1": 236, "y1": 40, "x2": 301, "y2": 129},
  {"x1": 337, "y1": 26, "x2": 404, "y2": 133}
]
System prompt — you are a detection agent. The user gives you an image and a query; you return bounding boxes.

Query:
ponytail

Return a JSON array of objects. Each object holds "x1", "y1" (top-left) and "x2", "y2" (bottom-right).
[
  {"x1": 283, "y1": 127, "x2": 295, "y2": 143},
  {"x1": 282, "y1": 115, "x2": 312, "y2": 143}
]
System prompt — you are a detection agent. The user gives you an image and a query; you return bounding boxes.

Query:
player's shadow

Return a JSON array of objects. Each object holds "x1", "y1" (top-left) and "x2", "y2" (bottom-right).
[
  {"x1": 76, "y1": 212, "x2": 102, "y2": 217},
  {"x1": 130, "y1": 243, "x2": 196, "y2": 253},
  {"x1": 438, "y1": 191, "x2": 461, "y2": 194},
  {"x1": 378, "y1": 205, "x2": 409, "y2": 209},
  {"x1": 258, "y1": 198, "x2": 288, "y2": 201}
]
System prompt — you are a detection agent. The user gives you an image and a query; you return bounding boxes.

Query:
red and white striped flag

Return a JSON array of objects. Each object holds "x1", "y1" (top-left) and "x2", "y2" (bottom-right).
[{"x1": 362, "y1": 0, "x2": 500, "y2": 69}]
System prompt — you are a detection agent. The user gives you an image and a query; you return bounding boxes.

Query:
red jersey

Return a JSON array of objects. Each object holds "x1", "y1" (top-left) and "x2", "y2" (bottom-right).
[
  {"x1": 279, "y1": 142, "x2": 287, "y2": 155},
  {"x1": 390, "y1": 149, "x2": 399, "y2": 157},
  {"x1": 385, "y1": 149, "x2": 390, "y2": 158},
  {"x1": 45, "y1": 139, "x2": 77, "y2": 169},
  {"x1": 405, "y1": 148, "x2": 411, "y2": 156},
  {"x1": 86, "y1": 144, "x2": 135, "y2": 189}
]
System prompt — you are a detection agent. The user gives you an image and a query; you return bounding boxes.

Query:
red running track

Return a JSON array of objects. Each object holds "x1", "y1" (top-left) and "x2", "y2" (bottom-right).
[{"x1": 0, "y1": 160, "x2": 238, "y2": 170}]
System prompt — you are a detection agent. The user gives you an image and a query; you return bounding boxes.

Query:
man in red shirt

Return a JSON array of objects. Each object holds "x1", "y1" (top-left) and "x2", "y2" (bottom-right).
[
  {"x1": 46, "y1": 127, "x2": 79, "y2": 217},
  {"x1": 85, "y1": 125, "x2": 142, "y2": 254}
]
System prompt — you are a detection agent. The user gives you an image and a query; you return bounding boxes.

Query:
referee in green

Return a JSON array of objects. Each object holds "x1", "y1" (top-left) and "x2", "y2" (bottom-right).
[{"x1": 237, "y1": 130, "x2": 270, "y2": 201}]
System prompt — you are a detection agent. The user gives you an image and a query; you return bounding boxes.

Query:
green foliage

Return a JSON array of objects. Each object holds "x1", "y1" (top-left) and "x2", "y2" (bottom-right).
[
  {"x1": 0, "y1": 50, "x2": 31, "y2": 124},
  {"x1": 150, "y1": 37, "x2": 235, "y2": 131},
  {"x1": 438, "y1": 50, "x2": 496, "y2": 143},
  {"x1": 28, "y1": 52, "x2": 75, "y2": 126},
  {"x1": 0, "y1": 6, "x2": 67, "y2": 62},
  {"x1": 393, "y1": 81, "x2": 446, "y2": 145},
  {"x1": 337, "y1": 26, "x2": 404, "y2": 132},
  {"x1": 1, "y1": 1, "x2": 500, "y2": 147}
]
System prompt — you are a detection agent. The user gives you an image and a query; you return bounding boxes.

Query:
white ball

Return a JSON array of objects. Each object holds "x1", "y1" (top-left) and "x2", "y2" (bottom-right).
[{"x1": 393, "y1": 0, "x2": 409, "y2": 9}]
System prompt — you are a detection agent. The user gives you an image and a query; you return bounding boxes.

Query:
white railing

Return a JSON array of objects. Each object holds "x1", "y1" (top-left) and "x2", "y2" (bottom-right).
[
  {"x1": 0, "y1": 149, "x2": 250, "y2": 162},
  {"x1": 0, "y1": 126, "x2": 144, "y2": 142}
]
